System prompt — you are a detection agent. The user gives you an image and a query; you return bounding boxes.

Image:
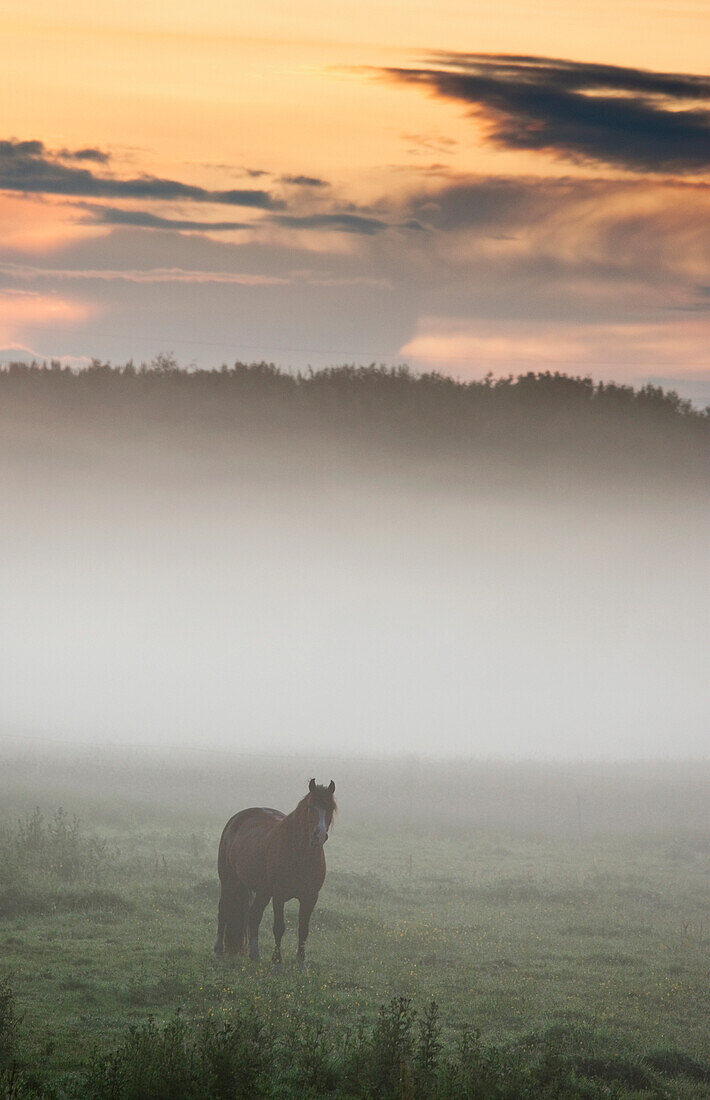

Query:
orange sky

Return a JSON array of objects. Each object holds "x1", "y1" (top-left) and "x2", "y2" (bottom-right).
[
  {"x1": 5, "y1": 1, "x2": 710, "y2": 182},
  {"x1": 2, "y1": 1, "x2": 709, "y2": 400}
]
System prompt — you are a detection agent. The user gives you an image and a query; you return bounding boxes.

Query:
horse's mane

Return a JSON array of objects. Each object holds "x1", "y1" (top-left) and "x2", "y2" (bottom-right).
[{"x1": 294, "y1": 785, "x2": 337, "y2": 818}]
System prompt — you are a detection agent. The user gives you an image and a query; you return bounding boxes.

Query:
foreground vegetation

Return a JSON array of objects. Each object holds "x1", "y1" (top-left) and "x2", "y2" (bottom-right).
[
  {"x1": 7, "y1": 979, "x2": 709, "y2": 1100},
  {"x1": 1, "y1": 753, "x2": 708, "y2": 1097}
]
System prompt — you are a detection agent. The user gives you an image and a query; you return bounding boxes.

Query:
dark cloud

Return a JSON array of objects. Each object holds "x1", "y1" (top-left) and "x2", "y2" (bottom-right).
[
  {"x1": 81, "y1": 203, "x2": 405, "y2": 237},
  {"x1": 58, "y1": 147, "x2": 110, "y2": 164},
  {"x1": 403, "y1": 176, "x2": 569, "y2": 231},
  {"x1": 79, "y1": 204, "x2": 250, "y2": 232},
  {"x1": 381, "y1": 53, "x2": 710, "y2": 173},
  {"x1": 271, "y1": 212, "x2": 388, "y2": 234},
  {"x1": 0, "y1": 139, "x2": 281, "y2": 208},
  {"x1": 2, "y1": 140, "x2": 44, "y2": 156},
  {"x1": 80, "y1": 203, "x2": 392, "y2": 237},
  {"x1": 280, "y1": 174, "x2": 328, "y2": 187}
]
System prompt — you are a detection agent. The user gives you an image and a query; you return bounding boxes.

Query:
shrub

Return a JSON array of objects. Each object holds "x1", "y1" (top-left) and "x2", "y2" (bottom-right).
[
  {"x1": 0, "y1": 809, "x2": 109, "y2": 888},
  {"x1": 0, "y1": 980, "x2": 19, "y2": 1074},
  {"x1": 81, "y1": 1011, "x2": 271, "y2": 1100},
  {"x1": 643, "y1": 1048, "x2": 710, "y2": 1083},
  {"x1": 0, "y1": 986, "x2": 696, "y2": 1099}
]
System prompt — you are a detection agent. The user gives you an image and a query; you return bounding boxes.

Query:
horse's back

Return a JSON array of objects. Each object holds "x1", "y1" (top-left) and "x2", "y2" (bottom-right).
[{"x1": 218, "y1": 807, "x2": 285, "y2": 891}]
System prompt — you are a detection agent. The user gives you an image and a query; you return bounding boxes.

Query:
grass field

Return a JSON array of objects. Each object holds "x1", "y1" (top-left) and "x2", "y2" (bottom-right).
[{"x1": 1, "y1": 748, "x2": 709, "y2": 1097}]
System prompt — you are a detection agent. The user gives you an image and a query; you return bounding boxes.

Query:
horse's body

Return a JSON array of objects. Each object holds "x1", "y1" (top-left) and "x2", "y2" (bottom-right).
[{"x1": 215, "y1": 779, "x2": 336, "y2": 969}]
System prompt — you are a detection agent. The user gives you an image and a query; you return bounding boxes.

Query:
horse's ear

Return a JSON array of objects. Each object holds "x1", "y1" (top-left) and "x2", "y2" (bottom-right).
[
  {"x1": 309, "y1": 778, "x2": 316, "y2": 792},
  {"x1": 328, "y1": 780, "x2": 335, "y2": 794}
]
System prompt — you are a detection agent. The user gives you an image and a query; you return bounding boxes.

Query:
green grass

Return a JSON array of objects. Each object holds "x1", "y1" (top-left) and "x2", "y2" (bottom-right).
[{"x1": 1, "y1": 767, "x2": 709, "y2": 1097}]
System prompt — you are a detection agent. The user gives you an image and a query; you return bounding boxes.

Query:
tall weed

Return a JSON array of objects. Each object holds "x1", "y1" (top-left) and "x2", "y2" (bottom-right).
[{"x1": 0, "y1": 809, "x2": 109, "y2": 889}]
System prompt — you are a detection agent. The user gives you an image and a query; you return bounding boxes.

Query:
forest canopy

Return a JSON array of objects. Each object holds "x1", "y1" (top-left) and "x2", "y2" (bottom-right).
[{"x1": 1, "y1": 358, "x2": 707, "y2": 489}]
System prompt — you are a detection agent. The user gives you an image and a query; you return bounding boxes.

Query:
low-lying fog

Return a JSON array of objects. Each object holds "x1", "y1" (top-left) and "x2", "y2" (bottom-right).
[{"x1": 2, "y1": 451, "x2": 707, "y2": 759}]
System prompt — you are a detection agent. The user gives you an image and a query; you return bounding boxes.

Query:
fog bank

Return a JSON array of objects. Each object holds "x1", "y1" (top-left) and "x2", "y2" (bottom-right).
[{"x1": 1, "y1": 365, "x2": 707, "y2": 759}]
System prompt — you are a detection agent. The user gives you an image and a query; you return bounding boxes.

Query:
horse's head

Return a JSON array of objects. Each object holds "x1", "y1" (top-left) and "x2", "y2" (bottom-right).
[{"x1": 306, "y1": 778, "x2": 336, "y2": 847}]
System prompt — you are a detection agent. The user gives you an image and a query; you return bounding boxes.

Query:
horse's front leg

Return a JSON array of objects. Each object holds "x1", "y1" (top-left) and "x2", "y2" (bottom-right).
[
  {"x1": 247, "y1": 890, "x2": 271, "y2": 962},
  {"x1": 296, "y1": 894, "x2": 317, "y2": 970}
]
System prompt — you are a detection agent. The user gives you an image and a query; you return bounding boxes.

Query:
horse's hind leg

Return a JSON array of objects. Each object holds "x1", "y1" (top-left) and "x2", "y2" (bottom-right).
[
  {"x1": 247, "y1": 890, "x2": 270, "y2": 962},
  {"x1": 221, "y1": 879, "x2": 250, "y2": 955},
  {"x1": 215, "y1": 879, "x2": 234, "y2": 956},
  {"x1": 214, "y1": 887, "x2": 226, "y2": 956},
  {"x1": 272, "y1": 897, "x2": 285, "y2": 972}
]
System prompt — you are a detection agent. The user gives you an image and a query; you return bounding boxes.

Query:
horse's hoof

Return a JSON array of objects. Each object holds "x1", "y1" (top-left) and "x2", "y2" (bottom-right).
[{"x1": 214, "y1": 942, "x2": 223, "y2": 958}]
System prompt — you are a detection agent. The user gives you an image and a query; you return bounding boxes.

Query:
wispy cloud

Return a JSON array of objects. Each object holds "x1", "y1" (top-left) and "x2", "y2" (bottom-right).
[
  {"x1": 78, "y1": 204, "x2": 251, "y2": 232},
  {"x1": 380, "y1": 53, "x2": 710, "y2": 173},
  {"x1": 0, "y1": 140, "x2": 281, "y2": 208},
  {"x1": 0, "y1": 261, "x2": 288, "y2": 285},
  {"x1": 0, "y1": 260, "x2": 390, "y2": 288},
  {"x1": 79, "y1": 201, "x2": 393, "y2": 236},
  {"x1": 401, "y1": 132, "x2": 459, "y2": 156},
  {"x1": 394, "y1": 173, "x2": 710, "y2": 321},
  {"x1": 0, "y1": 342, "x2": 92, "y2": 369},
  {"x1": 271, "y1": 212, "x2": 388, "y2": 234}
]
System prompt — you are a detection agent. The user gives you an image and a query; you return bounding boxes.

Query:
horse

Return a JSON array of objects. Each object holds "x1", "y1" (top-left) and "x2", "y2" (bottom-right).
[{"x1": 214, "y1": 778, "x2": 336, "y2": 970}]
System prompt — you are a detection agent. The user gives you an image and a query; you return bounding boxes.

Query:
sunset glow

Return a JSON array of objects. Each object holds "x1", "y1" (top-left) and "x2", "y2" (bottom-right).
[{"x1": 2, "y1": 1, "x2": 709, "y2": 399}]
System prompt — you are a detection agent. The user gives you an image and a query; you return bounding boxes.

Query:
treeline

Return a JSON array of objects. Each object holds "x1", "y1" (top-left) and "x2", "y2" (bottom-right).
[{"x1": 1, "y1": 358, "x2": 708, "y2": 484}]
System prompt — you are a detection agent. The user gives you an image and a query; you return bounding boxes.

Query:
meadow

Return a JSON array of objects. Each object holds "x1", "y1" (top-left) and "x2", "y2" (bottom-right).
[
  {"x1": 0, "y1": 748, "x2": 708, "y2": 1097},
  {"x1": 1, "y1": 365, "x2": 708, "y2": 1096}
]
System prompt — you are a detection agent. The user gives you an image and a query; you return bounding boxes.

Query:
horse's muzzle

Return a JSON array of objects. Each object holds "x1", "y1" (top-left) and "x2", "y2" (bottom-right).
[{"x1": 310, "y1": 831, "x2": 328, "y2": 848}]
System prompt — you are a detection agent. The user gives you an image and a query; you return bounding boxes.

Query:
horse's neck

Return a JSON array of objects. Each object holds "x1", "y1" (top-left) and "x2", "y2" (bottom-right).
[{"x1": 279, "y1": 798, "x2": 310, "y2": 853}]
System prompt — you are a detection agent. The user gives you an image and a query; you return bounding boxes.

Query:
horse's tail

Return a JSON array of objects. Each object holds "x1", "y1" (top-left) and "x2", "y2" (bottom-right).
[
  {"x1": 217, "y1": 827, "x2": 230, "y2": 884},
  {"x1": 215, "y1": 818, "x2": 251, "y2": 956}
]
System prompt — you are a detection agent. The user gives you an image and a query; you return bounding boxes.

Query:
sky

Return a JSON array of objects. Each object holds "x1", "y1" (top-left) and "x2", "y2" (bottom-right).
[{"x1": 2, "y1": 1, "x2": 710, "y2": 400}]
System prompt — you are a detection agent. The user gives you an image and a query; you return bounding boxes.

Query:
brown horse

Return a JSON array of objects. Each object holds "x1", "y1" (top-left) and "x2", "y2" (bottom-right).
[{"x1": 214, "y1": 778, "x2": 336, "y2": 970}]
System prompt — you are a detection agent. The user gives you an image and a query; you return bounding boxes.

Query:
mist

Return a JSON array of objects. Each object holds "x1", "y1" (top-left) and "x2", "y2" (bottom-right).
[{"x1": 2, "y1": 364, "x2": 707, "y2": 760}]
